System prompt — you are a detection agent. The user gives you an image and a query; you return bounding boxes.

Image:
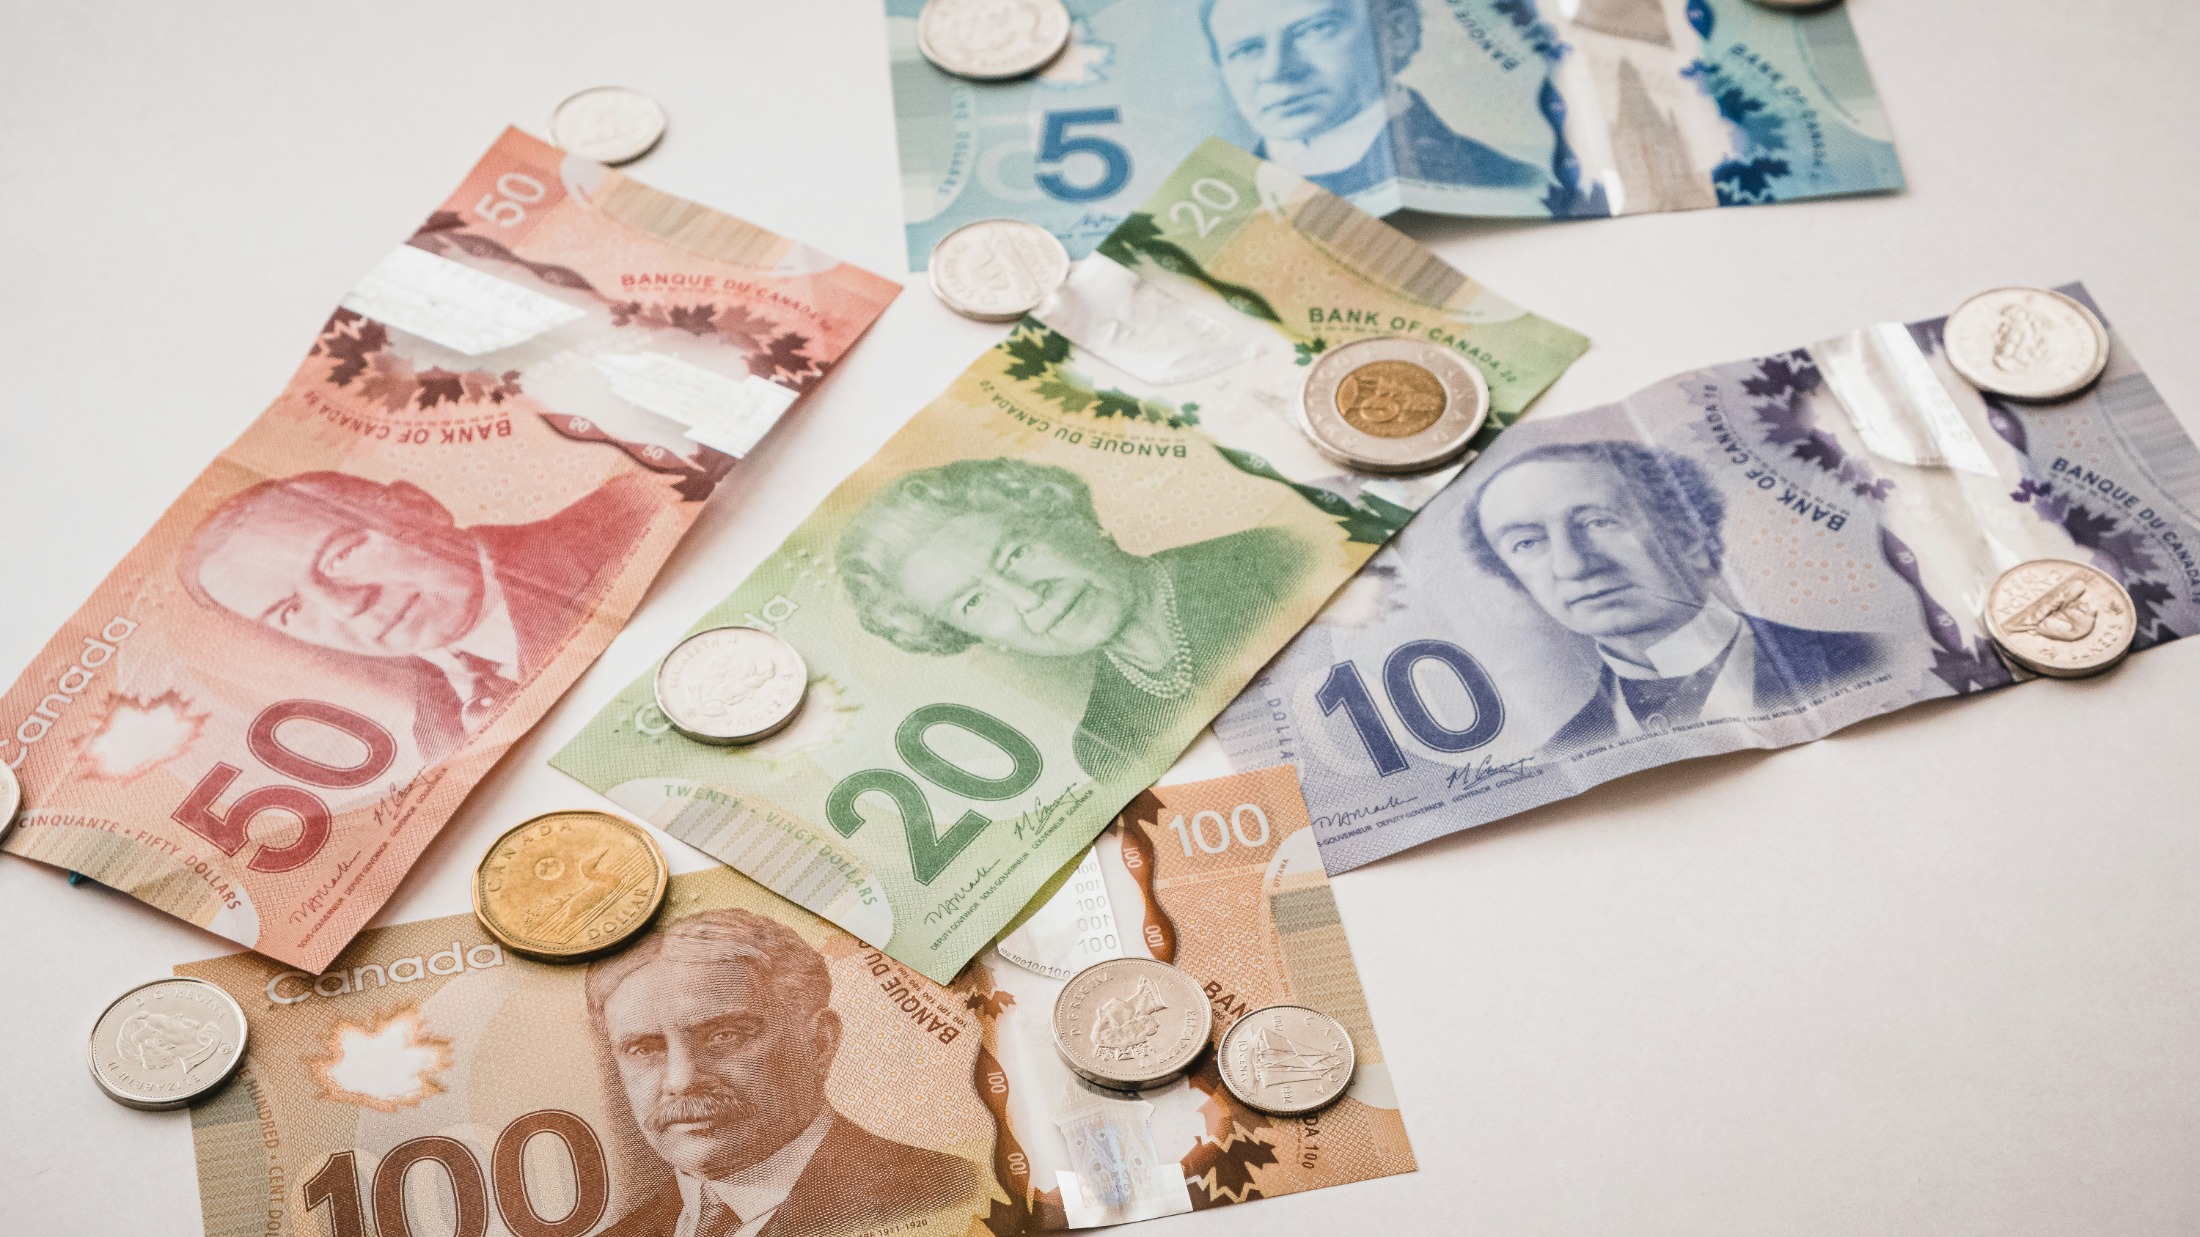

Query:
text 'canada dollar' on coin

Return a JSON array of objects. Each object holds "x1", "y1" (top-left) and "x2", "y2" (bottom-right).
[{"x1": 473, "y1": 810, "x2": 669, "y2": 961}]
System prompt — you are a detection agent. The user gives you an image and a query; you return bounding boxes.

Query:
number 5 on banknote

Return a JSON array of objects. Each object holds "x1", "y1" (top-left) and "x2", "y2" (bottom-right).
[{"x1": 556, "y1": 139, "x2": 1588, "y2": 982}]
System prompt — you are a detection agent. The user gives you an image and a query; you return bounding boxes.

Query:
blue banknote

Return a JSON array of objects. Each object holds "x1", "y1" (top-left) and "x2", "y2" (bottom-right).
[
  {"x1": 1215, "y1": 287, "x2": 2200, "y2": 872},
  {"x1": 890, "y1": 0, "x2": 1904, "y2": 267}
]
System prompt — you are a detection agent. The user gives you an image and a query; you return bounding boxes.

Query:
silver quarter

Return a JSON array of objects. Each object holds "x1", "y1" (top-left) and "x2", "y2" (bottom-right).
[
  {"x1": 654, "y1": 626, "x2": 809, "y2": 745},
  {"x1": 548, "y1": 86, "x2": 668, "y2": 166},
  {"x1": 1217, "y1": 1004, "x2": 1356, "y2": 1116},
  {"x1": 1944, "y1": 287, "x2": 2108, "y2": 402},
  {"x1": 928, "y1": 219, "x2": 1071, "y2": 321},
  {"x1": 1298, "y1": 336, "x2": 1490, "y2": 473},
  {"x1": 1052, "y1": 957, "x2": 1211, "y2": 1090},
  {"x1": 1984, "y1": 559, "x2": 2137, "y2": 679},
  {"x1": 917, "y1": 0, "x2": 1072, "y2": 80},
  {"x1": 88, "y1": 977, "x2": 248, "y2": 1111}
]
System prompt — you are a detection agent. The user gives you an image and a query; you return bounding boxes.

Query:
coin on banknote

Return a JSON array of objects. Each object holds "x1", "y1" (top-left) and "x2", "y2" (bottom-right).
[
  {"x1": 473, "y1": 810, "x2": 669, "y2": 961},
  {"x1": 0, "y1": 761, "x2": 18, "y2": 834},
  {"x1": 655, "y1": 626, "x2": 809, "y2": 744},
  {"x1": 1298, "y1": 336, "x2": 1490, "y2": 473},
  {"x1": 1983, "y1": 559, "x2": 2137, "y2": 678},
  {"x1": 928, "y1": 219, "x2": 1072, "y2": 321},
  {"x1": 917, "y1": 0, "x2": 1072, "y2": 80},
  {"x1": 88, "y1": 977, "x2": 248, "y2": 1110},
  {"x1": 1944, "y1": 287, "x2": 2109, "y2": 402},
  {"x1": 1053, "y1": 957, "x2": 1212, "y2": 1089},
  {"x1": 1217, "y1": 1004, "x2": 1356, "y2": 1116},
  {"x1": 549, "y1": 86, "x2": 668, "y2": 166}
]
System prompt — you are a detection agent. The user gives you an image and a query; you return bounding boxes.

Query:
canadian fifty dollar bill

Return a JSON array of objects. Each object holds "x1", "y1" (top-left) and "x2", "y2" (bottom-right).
[
  {"x1": 181, "y1": 767, "x2": 1412, "y2": 1236},
  {"x1": 1217, "y1": 286, "x2": 2200, "y2": 871},
  {"x1": 891, "y1": 0, "x2": 1904, "y2": 265},
  {"x1": 0, "y1": 129, "x2": 897, "y2": 971},
  {"x1": 553, "y1": 138, "x2": 1587, "y2": 982}
]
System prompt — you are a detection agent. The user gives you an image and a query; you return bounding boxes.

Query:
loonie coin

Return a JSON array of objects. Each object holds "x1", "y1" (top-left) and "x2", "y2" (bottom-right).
[
  {"x1": 917, "y1": 0, "x2": 1072, "y2": 80},
  {"x1": 1298, "y1": 336, "x2": 1490, "y2": 473},
  {"x1": 1216, "y1": 1004, "x2": 1356, "y2": 1116},
  {"x1": 0, "y1": 761, "x2": 19, "y2": 834},
  {"x1": 473, "y1": 810, "x2": 669, "y2": 961},
  {"x1": 88, "y1": 977, "x2": 248, "y2": 1111},
  {"x1": 1052, "y1": 957, "x2": 1211, "y2": 1090},
  {"x1": 1943, "y1": 287, "x2": 2109, "y2": 402},
  {"x1": 548, "y1": 86, "x2": 668, "y2": 166},
  {"x1": 654, "y1": 626, "x2": 809, "y2": 744},
  {"x1": 1983, "y1": 559, "x2": 2137, "y2": 678},
  {"x1": 928, "y1": 219, "x2": 1072, "y2": 321}
]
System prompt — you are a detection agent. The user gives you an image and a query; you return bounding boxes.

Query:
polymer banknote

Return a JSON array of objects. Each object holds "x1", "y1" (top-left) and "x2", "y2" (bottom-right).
[
  {"x1": 0, "y1": 129, "x2": 897, "y2": 971},
  {"x1": 554, "y1": 139, "x2": 1588, "y2": 982},
  {"x1": 180, "y1": 767, "x2": 1413, "y2": 1236},
  {"x1": 891, "y1": 0, "x2": 1903, "y2": 265},
  {"x1": 1219, "y1": 286, "x2": 2200, "y2": 871}
]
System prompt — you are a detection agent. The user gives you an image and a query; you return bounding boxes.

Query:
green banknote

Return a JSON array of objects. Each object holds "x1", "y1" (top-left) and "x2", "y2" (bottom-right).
[{"x1": 554, "y1": 140, "x2": 1586, "y2": 981}]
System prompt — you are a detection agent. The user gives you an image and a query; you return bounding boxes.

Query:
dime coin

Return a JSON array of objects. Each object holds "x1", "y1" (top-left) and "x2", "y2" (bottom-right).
[
  {"x1": 928, "y1": 219, "x2": 1072, "y2": 321},
  {"x1": 88, "y1": 977, "x2": 248, "y2": 1110},
  {"x1": 1298, "y1": 336, "x2": 1490, "y2": 473},
  {"x1": 1983, "y1": 559, "x2": 2137, "y2": 678},
  {"x1": 1052, "y1": 957, "x2": 1212, "y2": 1090},
  {"x1": 548, "y1": 86, "x2": 668, "y2": 166},
  {"x1": 1216, "y1": 1004, "x2": 1356, "y2": 1116},
  {"x1": 655, "y1": 626, "x2": 809, "y2": 744},
  {"x1": 1943, "y1": 287, "x2": 2109, "y2": 402},
  {"x1": 473, "y1": 810, "x2": 669, "y2": 961},
  {"x1": 917, "y1": 0, "x2": 1072, "y2": 80}
]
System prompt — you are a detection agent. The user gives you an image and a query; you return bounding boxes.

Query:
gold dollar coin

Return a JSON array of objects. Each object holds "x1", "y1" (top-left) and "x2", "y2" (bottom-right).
[
  {"x1": 1335, "y1": 360, "x2": 1448, "y2": 439},
  {"x1": 472, "y1": 810, "x2": 668, "y2": 961}
]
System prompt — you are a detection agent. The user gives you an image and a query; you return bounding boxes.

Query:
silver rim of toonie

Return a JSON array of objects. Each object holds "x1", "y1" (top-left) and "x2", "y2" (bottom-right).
[
  {"x1": 654, "y1": 626, "x2": 810, "y2": 745},
  {"x1": 928, "y1": 218, "x2": 1072, "y2": 321},
  {"x1": 1216, "y1": 1003, "x2": 1357, "y2": 1116},
  {"x1": 87, "y1": 977, "x2": 249, "y2": 1111},
  {"x1": 916, "y1": 0, "x2": 1072, "y2": 81},
  {"x1": 1943, "y1": 287, "x2": 2109, "y2": 402},
  {"x1": 1297, "y1": 336, "x2": 1491, "y2": 474}
]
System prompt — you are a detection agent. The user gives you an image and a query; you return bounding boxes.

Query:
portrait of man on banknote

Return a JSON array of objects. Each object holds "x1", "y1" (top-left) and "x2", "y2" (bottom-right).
[
  {"x1": 179, "y1": 469, "x2": 659, "y2": 760},
  {"x1": 587, "y1": 908, "x2": 984, "y2": 1237},
  {"x1": 1199, "y1": 0, "x2": 1544, "y2": 197},
  {"x1": 1466, "y1": 440, "x2": 1888, "y2": 754},
  {"x1": 838, "y1": 457, "x2": 1309, "y2": 783}
]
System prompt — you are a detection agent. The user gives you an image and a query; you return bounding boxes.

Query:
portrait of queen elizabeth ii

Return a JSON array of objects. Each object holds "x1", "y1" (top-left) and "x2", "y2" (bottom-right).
[{"x1": 837, "y1": 457, "x2": 1310, "y2": 783}]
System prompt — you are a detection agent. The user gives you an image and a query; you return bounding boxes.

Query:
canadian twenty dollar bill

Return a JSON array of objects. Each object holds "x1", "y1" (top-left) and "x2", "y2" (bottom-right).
[
  {"x1": 0, "y1": 129, "x2": 897, "y2": 970},
  {"x1": 891, "y1": 0, "x2": 1903, "y2": 265},
  {"x1": 1218, "y1": 285, "x2": 2200, "y2": 871},
  {"x1": 181, "y1": 767, "x2": 1412, "y2": 1236},
  {"x1": 555, "y1": 139, "x2": 1588, "y2": 982}
]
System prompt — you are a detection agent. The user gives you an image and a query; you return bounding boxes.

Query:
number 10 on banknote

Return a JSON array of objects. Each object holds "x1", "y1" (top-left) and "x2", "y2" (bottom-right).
[{"x1": 555, "y1": 140, "x2": 1588, "y2": 981}]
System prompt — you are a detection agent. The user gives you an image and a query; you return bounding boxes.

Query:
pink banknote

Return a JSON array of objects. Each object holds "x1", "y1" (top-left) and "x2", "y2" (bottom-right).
[{"x1": 0, "y1": 128, "x2": 897, "y2": 971}]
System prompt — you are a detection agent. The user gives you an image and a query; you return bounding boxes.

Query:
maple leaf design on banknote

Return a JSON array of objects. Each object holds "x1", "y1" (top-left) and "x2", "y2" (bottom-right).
[
  {"x1": 308, "y1": 1005, "x2": 453, "y2": 1112},
  {"x1": 0, "y1": 128, "x2": 898, "y2": 970}
]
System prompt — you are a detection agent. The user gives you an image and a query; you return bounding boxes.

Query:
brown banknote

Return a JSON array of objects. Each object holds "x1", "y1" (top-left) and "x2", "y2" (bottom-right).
[
  {"x1": 0, "y1": 128, "x2": 897, "y2": 970},
  {"x1": 180, "y1": 766, "x2": 1412, "y2": 1236}
]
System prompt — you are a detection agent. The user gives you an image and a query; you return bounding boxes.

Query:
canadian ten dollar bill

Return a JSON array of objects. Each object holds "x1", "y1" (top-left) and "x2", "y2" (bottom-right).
[
  {"x1": 0, "y1": 130, "x2": 897, "y2": 971},
  {"x1": 555, "y1": 139, "x2": 1588, "y2": 982},
  {"x1": 891, "y1": 0, "x2": 1903, "y2": 265},
  {"x1": 1218, "y1": 286, "x2": 2200, "y2": 871},
  {"x1": 182, "y1": 767, "x2": 1413, "y2": 1236}
]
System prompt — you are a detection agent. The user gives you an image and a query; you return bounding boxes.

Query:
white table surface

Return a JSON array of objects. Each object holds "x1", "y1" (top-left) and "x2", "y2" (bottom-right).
[{"x1": 5, "y1": 1, "x2": 2199, "y2": 1232}]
